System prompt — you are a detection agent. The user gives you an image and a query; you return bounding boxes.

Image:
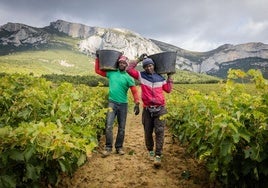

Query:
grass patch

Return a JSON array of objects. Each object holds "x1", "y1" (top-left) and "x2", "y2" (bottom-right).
[{"x1": 0, "y1": 49, "x2": 94, "y2": 76}]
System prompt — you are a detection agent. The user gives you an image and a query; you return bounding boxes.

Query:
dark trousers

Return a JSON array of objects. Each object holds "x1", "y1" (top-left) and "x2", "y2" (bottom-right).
[
  {"x1": 142, "y1": 106, "x2": 167, "y2": 156},
  {"x1": 105, "y1": 100, "x2": 128, "y2": 150}
]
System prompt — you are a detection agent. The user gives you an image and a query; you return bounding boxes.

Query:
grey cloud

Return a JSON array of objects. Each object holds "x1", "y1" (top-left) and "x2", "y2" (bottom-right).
[{"x1": 0, "y1": 0, "x2": 267, "y2": 51}]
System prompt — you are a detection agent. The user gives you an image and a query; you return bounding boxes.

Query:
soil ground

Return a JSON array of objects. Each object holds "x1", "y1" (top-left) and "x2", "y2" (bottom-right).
[{"x1": 58, "y1": 112, "x2": 215, "y2": 188}]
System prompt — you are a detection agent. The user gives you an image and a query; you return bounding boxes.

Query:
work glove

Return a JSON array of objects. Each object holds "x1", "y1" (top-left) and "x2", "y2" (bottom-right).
[
  {"x1": 138, "y1": 53, "x2": 148, "y2": 62},
  {"x1": 167, "y1": 72, "x2": 175, "y2": 76},
  {"x1": 96, "y1": 50, "x2": 100, "y2": 58},
  {"x1": 134, "y1": 103, "x2": 140, "y2": 115}
]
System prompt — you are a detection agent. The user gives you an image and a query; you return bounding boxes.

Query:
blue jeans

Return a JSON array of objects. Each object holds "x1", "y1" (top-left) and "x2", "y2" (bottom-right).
[{"x1": 105, "y1": 100, "x2": 128, "y2": 151}]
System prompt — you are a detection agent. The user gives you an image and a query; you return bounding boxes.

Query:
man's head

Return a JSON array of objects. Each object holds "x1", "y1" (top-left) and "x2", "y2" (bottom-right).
[
  {"x1": 142, "y1": 58, "x2": 154, "y2": 68},
  {"x1": 142, "y1": 58, "x2": 155, "y2": 74},
  {"x1": 118, "y1": 55, "x2": 129, "y2": 71}
]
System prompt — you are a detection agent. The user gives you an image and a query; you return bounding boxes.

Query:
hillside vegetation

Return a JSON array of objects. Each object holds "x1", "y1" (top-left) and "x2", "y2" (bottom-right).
[
  {"x1": 0, "y1": 51, "x2": 221, "y2": 84},
  {"x1": 0, "y1": 33, "x2": 95, "y2": 76},
  {"x1": 0, "y1": 49, "x2": 93, "y2": 76},
  {"x1": 0, "y1": 32, "x2": 221, "y2": 83}
]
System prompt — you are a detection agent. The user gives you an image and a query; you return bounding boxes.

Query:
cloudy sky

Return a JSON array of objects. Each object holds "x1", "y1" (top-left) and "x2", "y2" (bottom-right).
[{"x1": 0, "y1": 0, "x2": 267, "y2": 52}]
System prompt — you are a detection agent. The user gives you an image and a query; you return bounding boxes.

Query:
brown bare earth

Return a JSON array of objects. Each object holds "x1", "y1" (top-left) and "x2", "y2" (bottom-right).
[{"x1": 58, "y1": 112, "x2": 214, "y2": 188}]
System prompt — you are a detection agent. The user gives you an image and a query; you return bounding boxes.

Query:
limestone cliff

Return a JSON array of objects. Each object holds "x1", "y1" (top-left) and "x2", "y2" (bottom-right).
[{"x1": 1, "y1": 20, "x2": 268, "y2": 78}]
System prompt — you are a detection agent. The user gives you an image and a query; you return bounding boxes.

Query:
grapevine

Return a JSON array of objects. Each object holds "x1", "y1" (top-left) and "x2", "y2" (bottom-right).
[
  {"x1": 0, "y1": 73, "x2": 108, "y2": 187},
  {"x1": 165, "y1": 69, "x2": 268, "y2": 187}
]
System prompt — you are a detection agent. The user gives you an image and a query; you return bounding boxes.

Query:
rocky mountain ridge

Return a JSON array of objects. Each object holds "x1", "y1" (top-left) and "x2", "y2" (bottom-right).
[
  {"x1": 0, "y1": 22, "x2": 49, "y2": 46},
  {"x1": 1, "y1": 20, "x2": 268, "y2": 78}
]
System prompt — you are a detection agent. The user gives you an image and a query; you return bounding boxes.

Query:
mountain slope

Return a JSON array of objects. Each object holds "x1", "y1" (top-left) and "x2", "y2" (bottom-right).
[
  {"x1": 152, "y1": 39, "x2": 268, "y2": 78},
  {"x1": 1, "y1": 20, "x2": 268, "y2": 79}
]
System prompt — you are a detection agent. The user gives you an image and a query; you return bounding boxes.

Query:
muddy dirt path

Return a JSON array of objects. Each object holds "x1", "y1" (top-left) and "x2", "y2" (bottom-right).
[{"x1": 58, "y1": 112, "x2": 212, "y2": 188}]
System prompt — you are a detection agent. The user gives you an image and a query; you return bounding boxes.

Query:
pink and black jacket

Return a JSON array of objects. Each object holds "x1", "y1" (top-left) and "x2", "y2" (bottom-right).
[{"x1": 126, "y1": 61, "x2": 173, "y2": 108}]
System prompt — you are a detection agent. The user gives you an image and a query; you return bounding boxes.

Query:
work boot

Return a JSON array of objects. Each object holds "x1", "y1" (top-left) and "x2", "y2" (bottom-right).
[
  {"x1": 102, "y1": 150, "x2": 111, "y2": 158},
  {"x1": 154, "y1": 155, "x2": 161, "y2": 168},
  {"x1": 149, "y1": 151, "x2": 155, "y2": 161},
  {"x1": 116, "y1": 148, "x2": 125, "y2": 155}
]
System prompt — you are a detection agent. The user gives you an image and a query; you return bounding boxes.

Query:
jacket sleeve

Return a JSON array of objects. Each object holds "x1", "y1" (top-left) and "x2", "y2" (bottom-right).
[
  {"x1": 126, "y1": 60, "x2": 140, "y2": 80},
  {"x1": 95, "y1": 58, "x2": 106, "y2": 77},
  {"x1": 130, "y1": 86, "x2": 140, "y2": 104},
  {"x1": 163, "y1": 77, "x2": 173, "y2": 93}
]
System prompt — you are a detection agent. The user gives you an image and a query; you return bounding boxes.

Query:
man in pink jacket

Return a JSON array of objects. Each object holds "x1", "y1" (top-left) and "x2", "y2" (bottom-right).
[{"x1": 126, "y1": 54, "x2": 173, "y2": 168}]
